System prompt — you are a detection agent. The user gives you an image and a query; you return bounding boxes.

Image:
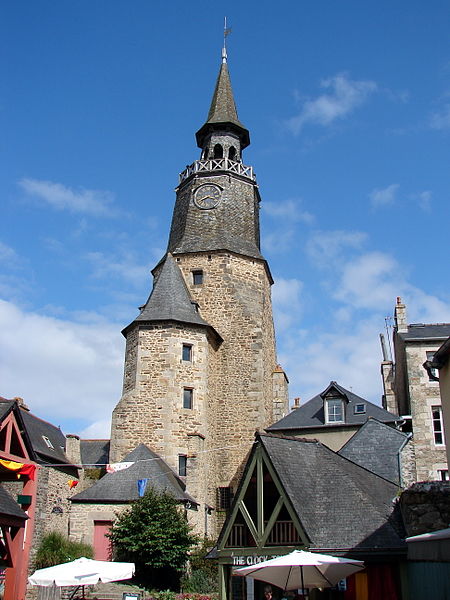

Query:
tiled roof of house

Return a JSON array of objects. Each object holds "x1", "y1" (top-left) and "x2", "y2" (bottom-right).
[
  {"x1": 80, "y1": 439, "x2": 110, "y2": 467},
  {"x1": 260, "y1": 434, "x2": 405, "y2": 552},
  {"x1": 338, "y1": 419, "x2": 410, "y2": 485},
  {"x1": 20, "y1": 409, "x2": 70, "y2": 465},
  {"x1": 400, "y1": 323, "x2": 450, "y2": 341},
  {"x1": 124, "y1": 254, "x2": 219, "y2": 339},
  {"x1": 267, "y1": 382, "x2": 400, "y2": 432},
  {"x1": 0, "y1": 398, "x2": 73, "y2": 467},
  {"x1": 71, "y1": 443, "x2": 197, "y2": 505}
]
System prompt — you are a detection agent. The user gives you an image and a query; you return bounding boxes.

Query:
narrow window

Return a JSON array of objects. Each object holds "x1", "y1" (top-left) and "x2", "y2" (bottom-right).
[
  {"x1": 217, "y1": 486, "x2": 233, "y2": 510},
  {"x1": 178, "y1": 455, "x2": 187, "y2": 477},
  {"x1": 183, "y1": 388, "x2": 193, "y2": 409},
  {"x1": 213, "y1": 144, "x2": 223, "y2": 159},
  {"x1": 326, "y1": 398, "x2": 343, "y2": 423},
  {"x1": 228, "y1": 146, "x2": 236, "y2": 160},
  {"x1": 432, "y1": 406, "x2": 445, "y2": 445},
  {"x1": 438, "y1": 469, "x2": 449, "y2": 481},
  {"x1": 42, "y1": 436, "x2": 54, "y2": 449},
  {"x1": 182, "y1": 344, "x2": 192, "y2": 362},
  {"x1": 192, "y1": 270, "x2": 203, "y2": 285}
]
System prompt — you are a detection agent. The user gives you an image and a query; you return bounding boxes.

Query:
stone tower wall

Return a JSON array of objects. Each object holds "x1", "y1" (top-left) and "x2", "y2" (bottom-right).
[
  {"x1": 110, "y1": 322, "x2": 212, "y2": 468},
  {"x1": 176, "y1": 251, "x2": 278, "y2": 500}
]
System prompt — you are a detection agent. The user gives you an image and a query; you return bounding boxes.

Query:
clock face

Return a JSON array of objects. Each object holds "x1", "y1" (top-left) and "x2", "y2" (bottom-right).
[{"x1": 194, "y1": 184, "x2": 221, "y2": 209}]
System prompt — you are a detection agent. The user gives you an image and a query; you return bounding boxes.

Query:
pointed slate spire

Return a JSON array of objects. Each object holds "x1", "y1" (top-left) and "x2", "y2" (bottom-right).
[
  {"x1": 123, "y1": 254, "x2": 220, "y2": 338},
  {"x1": 196, "y1": 56, "x2": 250, "y2": 150}
]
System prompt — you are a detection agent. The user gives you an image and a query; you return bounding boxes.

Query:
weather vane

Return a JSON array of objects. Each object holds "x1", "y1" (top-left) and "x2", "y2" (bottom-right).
[{"x1": 222, "y1": 16, "x2": 232, "y2": 63}]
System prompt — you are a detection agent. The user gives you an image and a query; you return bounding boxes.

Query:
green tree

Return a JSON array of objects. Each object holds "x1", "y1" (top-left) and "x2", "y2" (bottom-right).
[
  {"x1": 182, "y1": 538, "x2": 218, "y2": 593},
  {"x1": 34, "y1": 531, "x2": 93, "y2": 569},
  {"x1": 108, "y1": 488, "x2": 198, "y2": 590}
]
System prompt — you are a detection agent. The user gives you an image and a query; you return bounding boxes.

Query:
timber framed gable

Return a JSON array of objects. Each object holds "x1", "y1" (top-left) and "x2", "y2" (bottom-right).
[{"x1": 217, "y1": 442, "x2": 309, "y2": 557}]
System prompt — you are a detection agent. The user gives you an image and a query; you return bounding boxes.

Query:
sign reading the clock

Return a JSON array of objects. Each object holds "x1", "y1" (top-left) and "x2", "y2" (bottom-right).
[{"x1": 193, "y1": 184, "x2": 221, "y2": 209}]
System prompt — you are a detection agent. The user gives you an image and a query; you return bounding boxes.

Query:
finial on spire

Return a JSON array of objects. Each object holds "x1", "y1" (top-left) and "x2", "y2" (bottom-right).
[{"x1": 223, "y1": 17, "x2": 232, "y2": 63}]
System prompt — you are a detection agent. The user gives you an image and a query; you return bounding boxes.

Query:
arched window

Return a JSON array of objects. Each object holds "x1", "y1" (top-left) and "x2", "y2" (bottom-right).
[
  {"x1": 213, "y1": 144, "x2": 223, "y2": 159},
  {"x1": 202, "y1": 148, "x2": 209, "y2": 160},
  {"x1": 228, "y1": 146, "x2": 236, "y2": 160}
]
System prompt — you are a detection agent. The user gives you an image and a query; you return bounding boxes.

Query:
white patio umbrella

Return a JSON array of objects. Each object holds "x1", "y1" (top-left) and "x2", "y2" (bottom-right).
[
  {"x1": 29, "y1": 557, "x2": 135, "y2": 598},
  {"x1": 234, "y1": 550, "x2": 364, "y2": 591}
]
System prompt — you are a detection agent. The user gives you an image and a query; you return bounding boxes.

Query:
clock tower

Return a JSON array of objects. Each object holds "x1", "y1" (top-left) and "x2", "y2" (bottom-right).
[{"x1": 110, "y1": 47, "x2": 289, "y2": 536}]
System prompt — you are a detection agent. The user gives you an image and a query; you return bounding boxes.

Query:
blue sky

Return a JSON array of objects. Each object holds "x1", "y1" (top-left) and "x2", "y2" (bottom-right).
[{"x1": 1, "y1": 1, "x2": 449, "y2": 438}]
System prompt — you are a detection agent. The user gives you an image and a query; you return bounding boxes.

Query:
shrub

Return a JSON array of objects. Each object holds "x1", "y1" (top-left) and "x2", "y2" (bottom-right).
[
  {"x1": 34, "y1": 531, "x2": 93, "y2": 569},
  {"x1": 108, "y1": 488, "x2": 198, "y2": 590}
]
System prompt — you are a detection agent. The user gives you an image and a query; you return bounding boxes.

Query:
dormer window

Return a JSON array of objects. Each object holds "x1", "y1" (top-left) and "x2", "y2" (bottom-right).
[
  {"x1": 325, "y1": 398, "x2": 344, "y2": 423},
  {"x1": 354, "y1": 403, "x2": 366, "y2": 415},
  {"x1": 42, "y1": 435, "x2": 54, "y2": 449}
]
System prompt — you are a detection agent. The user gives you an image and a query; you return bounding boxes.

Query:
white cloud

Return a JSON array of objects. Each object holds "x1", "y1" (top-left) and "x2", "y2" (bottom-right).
[
  {"x1": 0, "y1": 242, "x2": 21, "y2": 266},
  {"x1": 369, "y1": 183, "x2": 399, "y2": 208},
  {"x1": 287, "y1": 73, "x2": 377, "y2": 134},
  {"x1": 272, "y1": 277, "x2": 304, "y2": 331},
  {"x1": 79, "y1": 419, "x2": 112, "y2": 439},
  {"x1": 263, "y1": 199, "x2": 314, "y2": 224},
  {"x1": 85, "y1": 250, "x2": 151, "y2": 288},
  {"x1": 417, "y1": 190, "x2": 432, "y2": 212},
  {"x1": 278, "y1": 317, "x2": 387, "y2": 406},
  {"x1": 18, "y1": 178, "x2": 118, "y2": 217},
  {"x1": 430, "y1": 103, "x2": 450, "y2": 130},
  {"x1": 335, "y1": 251, "x2": 400, "y2": 310},
  {"x1": 307, "y1": 230, "x2": 367, "y2": 267},
  {"x1": 274, "y1": 225, "x2": 450, "y2": 409},
  {"x1": 0, "y1": 299, "x2": 124, "y2": 435},
  {"x1": 262, "y1": 228, "x2": 296, "y2": 254}
]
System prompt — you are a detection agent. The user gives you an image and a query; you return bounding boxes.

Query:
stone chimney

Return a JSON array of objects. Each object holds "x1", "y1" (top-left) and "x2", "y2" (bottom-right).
[
  {"x1": 14, "y1": 397, "x2": 30, "y2": 412},
  {"x1": 272, "y1": 365, "x2": 289, "y2": 421},
  {"x1": 65, "y1": 434, "x2": 81, "y2": 465},
  {"x1": 394, "y1": 296, "x2": 408, "y2": 333}
]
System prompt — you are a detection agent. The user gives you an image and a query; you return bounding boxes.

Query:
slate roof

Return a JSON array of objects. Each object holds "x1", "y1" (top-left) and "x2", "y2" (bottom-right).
[
  {"x1": 80, "y1": 439, "x2": 110, "y2": 466},
  {"x1": 0, "y1": 398, "x2": 73, "y2": 467},
  {"x1": 123, "y1": 254, "x2": 219, "y2": 340},
  {"x1": 196, "y1": 61, "x2": 250, "y2": 150},
  {"x1": 259, "y1": 434, "x2": 405, "y2": 552},
  {"x1": 0, "y1": 400, "x2": 14, "y2": 421},
  {"x1": 267, "y1": 382, "x2": 400, "y2": 432},
  {"x1": 20, "y1": 409, "x2": 70, "y2": 466},
  {"x1": 399, "y1": 323, "x2": 450, "y2": 341},
  {"x1": 0, "y1": 485, "x2": 28, "y2": 520},
  {"x1": 338, "y1": 419, "x2": 410, "y2": 485},
  {"x1": 71, "y1": 443, "x2": 197, "y2": 505}
]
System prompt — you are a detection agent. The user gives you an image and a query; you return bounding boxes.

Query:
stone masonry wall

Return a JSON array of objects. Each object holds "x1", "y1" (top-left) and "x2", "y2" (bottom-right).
[
  {"x1": 400, "y1": 481, "x2": 450, "y2": 536},
  {"x1": 406, "y1": 343, "x2": 448, "y2": 480},
  {"x1": 69, "y1": 501, "x2": 128, "y2": 547},
  {"x1": 178, "y1": 251, "x2": 279, "y2": 534},
  {"x1": 110, "y1": 323, "x2": 210, "y2": 465}
]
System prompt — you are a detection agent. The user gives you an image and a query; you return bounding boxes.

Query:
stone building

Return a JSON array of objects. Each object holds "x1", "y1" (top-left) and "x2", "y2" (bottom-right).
[
  {"x1": 381, "y1": 297, "x2": 450, "y2": 482},
  {"x1": 0, "y1": 397, "x2": 79, "y2": 600},
  {"x1": 424, "y1": 336, "x2": 450, "y2": 470},
  {"x1": 267, "y1": 381, "x2": 401, "y2": 451},
  {"x1": 108, "y1": 49, "x2": 288, "y2": 537}
]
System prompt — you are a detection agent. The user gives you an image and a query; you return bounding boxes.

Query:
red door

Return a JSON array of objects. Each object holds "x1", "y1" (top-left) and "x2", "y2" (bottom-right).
[{"x1": 93, "y1": 520, "x2": 112, "y2": 561}]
